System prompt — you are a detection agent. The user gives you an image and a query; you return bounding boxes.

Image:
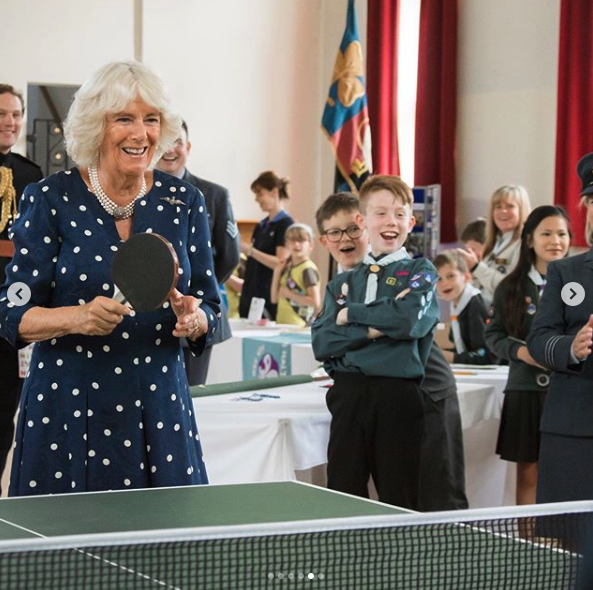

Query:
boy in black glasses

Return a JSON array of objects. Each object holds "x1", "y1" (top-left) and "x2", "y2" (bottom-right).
[
  {"x1": 316, "y1": 192, "x2": 367, "y2": 273},
  {"x1": 313, "y1": 180, "x2": 467, "y2": 511}
]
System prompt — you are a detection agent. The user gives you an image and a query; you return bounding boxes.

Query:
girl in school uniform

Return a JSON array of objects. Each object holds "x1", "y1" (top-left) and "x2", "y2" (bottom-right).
[
  {"x1": 271, "y1": 223, "x2": 321, "y2": 326},
  {"x1": 458, "y1": 185, "x2": 532, "y2": 303},
  {"x1": 485, "y1": 206, "x2": 571, "y2": 506}
]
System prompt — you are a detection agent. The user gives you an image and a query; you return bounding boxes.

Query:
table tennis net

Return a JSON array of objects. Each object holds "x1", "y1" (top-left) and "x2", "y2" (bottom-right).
[{"x1": 1, "y1": 501, "x2": 593, "y2": 590}]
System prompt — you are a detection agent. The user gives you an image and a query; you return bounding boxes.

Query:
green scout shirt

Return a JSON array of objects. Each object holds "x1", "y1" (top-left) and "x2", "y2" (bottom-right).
[{"x1": 312, "y1": 256, "x2": 439, "y2": 379}]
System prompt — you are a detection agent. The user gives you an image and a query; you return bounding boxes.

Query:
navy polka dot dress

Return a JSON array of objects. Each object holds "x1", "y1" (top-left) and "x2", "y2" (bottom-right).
[{"x1": 0, "y1": 169, "x2": 220, "y2": 496}]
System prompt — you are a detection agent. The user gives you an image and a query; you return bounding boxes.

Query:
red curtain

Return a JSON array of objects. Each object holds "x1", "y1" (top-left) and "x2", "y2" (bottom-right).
[
  {"x1": 366, "y1": 0, "x2": 400, "y2": 176},
  {"x1": 414, "y1": 0, "x2": 457, "y2": 243},
  {"x1": 554, "y1": 0, "x2": 593, "y2": 247}
]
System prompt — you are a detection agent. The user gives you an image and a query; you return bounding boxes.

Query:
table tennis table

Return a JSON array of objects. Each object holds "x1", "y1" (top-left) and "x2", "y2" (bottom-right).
[{"x1": 0, "y1": 481, "x2": 584, "y2": 589}]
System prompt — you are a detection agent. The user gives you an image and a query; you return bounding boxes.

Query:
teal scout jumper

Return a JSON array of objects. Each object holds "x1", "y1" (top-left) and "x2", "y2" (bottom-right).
[{"x1": 312, "y1": 257, "x2": 439, "y2": 379}]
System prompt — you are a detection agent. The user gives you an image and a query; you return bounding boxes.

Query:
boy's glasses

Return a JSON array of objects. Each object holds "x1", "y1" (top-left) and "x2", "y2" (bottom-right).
[{"x1": 322, "y1": 225, "x2": 363, "y2": 242}]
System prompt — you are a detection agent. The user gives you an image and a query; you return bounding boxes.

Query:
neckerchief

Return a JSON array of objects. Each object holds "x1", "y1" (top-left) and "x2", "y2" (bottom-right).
[
  {"x1": 528, "y1": 265, "x2": 546, "y2": 300},
  {"x1": 450, "y1": 283, "x2": 481, "y2": 354},
  {"x1": 492, "y1": 231, "x2": 514, "y2": 256},
  {"x1": 362, "y1": 248, "x2": 408, "y2": 303}
]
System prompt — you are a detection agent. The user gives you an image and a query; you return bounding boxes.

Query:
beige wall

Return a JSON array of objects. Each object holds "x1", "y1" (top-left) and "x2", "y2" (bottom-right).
[
  {"x1": 144, "y1": 0, "x2": 323, "y2": 226},
  {"x1": 1, "y1": 0, "x2": 136, "y2": 154},
  {"x1": 457, "y1": 0, "x2": 560, "y2": 234}
]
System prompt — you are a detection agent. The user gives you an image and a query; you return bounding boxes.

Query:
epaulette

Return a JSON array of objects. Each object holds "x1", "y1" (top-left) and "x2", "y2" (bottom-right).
[{"x1": 10, "y1": 152, "x2": 42, "y2": 172}]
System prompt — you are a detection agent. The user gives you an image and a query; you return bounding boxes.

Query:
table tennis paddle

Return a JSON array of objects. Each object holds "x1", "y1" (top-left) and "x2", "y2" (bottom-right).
[{"x1": 111, "y1": 232, "x2": 179, "y2": 312}]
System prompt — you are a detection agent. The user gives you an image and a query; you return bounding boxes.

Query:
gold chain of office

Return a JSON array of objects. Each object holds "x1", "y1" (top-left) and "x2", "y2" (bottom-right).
[{"x1": 0, "y1": 166, "x2": 17, "y2": 234}]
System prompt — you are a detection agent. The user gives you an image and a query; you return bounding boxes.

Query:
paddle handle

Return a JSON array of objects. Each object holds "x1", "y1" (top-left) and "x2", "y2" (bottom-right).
[{"x1": 112, "y1": 284, "x2": 130, "y2": 308}]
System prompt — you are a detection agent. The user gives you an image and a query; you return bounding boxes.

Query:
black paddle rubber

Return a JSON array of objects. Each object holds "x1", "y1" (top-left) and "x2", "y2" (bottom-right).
[{"x1": 112, "y1": 233, "x2": 179, "y2": 312}]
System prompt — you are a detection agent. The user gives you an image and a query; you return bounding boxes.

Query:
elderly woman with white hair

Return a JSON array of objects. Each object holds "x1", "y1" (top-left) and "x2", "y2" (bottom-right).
[{"x1": 0, "y1": 61, "x2": 219, "y2": 496}]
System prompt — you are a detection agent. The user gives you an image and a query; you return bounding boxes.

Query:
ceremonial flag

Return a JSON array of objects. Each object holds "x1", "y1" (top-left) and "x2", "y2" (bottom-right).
[{"x1": 322, "y1": 0, "x2": 373, "y2": 193}]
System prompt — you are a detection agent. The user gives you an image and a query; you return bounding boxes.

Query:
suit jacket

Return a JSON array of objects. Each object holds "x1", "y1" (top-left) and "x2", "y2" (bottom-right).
[
  {"x1": 182, "y1": 169, "x2": 240, "y2": 344},
  {"x1": 527, "y1": 248, "x2": 593, "y2": 435}
]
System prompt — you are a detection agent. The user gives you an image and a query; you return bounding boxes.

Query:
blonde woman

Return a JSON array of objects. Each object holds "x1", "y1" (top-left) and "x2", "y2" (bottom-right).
[{"x1": 458, "y1": 185, "x2": 531, "y2": 302}]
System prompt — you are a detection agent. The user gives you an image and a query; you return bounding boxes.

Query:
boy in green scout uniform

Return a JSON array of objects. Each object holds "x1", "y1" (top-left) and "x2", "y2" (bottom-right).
[
  {"x1": 315, "y1": 191, "x2": 468, "y2": 511},
  {"x1": 312, "y1": 175, "x2": 439, "y2": 510}
]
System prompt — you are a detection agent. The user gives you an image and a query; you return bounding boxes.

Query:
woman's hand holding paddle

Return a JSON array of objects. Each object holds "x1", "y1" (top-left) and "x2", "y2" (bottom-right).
[{"x1": 77, "y1": 296, "x2": 131, "y2": 336}]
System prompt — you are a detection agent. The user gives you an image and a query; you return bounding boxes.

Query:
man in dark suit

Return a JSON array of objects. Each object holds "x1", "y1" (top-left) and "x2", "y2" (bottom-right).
[
  {"x1": 0, "y1": 84, "x2": 43, "y2": 490},
  {"x1": 156, "y1": 120, "x2": 239, "y2": 384}
]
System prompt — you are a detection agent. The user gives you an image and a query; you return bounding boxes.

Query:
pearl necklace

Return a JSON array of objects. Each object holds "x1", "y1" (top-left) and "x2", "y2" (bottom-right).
[{"x1": 88, "y1": 165, "x2": 146, "y2": 220}]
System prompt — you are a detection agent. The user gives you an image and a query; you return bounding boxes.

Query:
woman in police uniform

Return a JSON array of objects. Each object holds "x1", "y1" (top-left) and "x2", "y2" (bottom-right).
[
  {"x1": 485, "y1": 206, "x2": 571, "y2": 507},
  {"x1": 527, "y1": 152, "x2": 593, "y2": 503}
]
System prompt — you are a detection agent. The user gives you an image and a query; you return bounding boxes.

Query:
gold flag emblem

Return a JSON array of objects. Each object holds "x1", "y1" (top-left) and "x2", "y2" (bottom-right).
[{"x1": 331, "y1": 41, "x2": 365, "y2": 108}]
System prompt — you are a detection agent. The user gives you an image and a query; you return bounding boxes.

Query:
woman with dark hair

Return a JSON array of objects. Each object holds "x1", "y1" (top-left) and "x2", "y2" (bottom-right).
[
  {"x1": 485, "y1": 205, "x2": 571, "y2": 507},
  {"x1": 527, "y1": 152, "x2": 593, "y2": 504},
  {"x1": 239, "y1": 171, "x2": 294, "y2": 319}
]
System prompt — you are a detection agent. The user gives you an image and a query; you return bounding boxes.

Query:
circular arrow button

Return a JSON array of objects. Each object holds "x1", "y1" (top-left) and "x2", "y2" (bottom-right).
[
  {"x1": 7, "y1": 282, "x2": 31, "y2": 307},
  {"x1": 561, "y1": 282, "x2": 585, "y2": 307}
]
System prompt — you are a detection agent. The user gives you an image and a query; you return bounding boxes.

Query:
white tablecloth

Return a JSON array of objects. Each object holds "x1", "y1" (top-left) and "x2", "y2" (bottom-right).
[
  {"x1": 194, "y1": 376, "x2": 511, "y2": 508},
  {"x1": 451, "y1": 365, "x2": 508, "y2": 397}
]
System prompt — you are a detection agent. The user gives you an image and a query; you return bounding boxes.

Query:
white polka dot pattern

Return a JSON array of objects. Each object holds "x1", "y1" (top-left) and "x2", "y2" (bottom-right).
[{"x1": 0, "y1": 170, "x2": 219, "y2": 495}]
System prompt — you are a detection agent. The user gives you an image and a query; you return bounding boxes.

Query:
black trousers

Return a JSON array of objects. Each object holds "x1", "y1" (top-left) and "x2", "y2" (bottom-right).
[
  {"x1": 326, "y1": 372, "x2": 425, "y2": 510},
  {"x1": 0, "y1": 341, "x2": 21, "y2": 494},
  {"x1": 419, "y1": 391, "x2": 468, "y2": 511}
]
